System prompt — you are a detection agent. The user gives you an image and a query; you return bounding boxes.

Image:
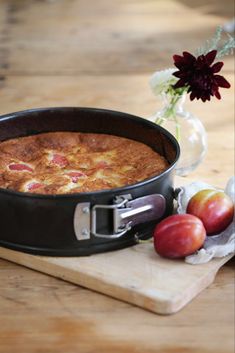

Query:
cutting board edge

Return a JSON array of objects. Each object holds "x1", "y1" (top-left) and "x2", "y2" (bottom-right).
[
  {"x1": 0, "y1": 247, "x2": 233, "y2": 315},
  {"x1": 0, "y1": 246, "x2": 181, "y2": 314},
  {"x1": 162, "y1": 254, "x2": 233, "y2": 314}
]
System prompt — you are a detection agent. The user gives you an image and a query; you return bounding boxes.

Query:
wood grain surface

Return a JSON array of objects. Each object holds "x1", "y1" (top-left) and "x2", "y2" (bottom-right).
[
  {"x1": 0, "y1": 0, "x2": 234, "y2": 352},
  {"x1": 0, "y1": 245, "x2": 233, "y2": 316}
]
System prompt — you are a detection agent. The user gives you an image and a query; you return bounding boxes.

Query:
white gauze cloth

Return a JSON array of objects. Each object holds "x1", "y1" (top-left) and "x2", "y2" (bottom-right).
[{"x1": 175, "y1": 176, "x2": 235, "y2": 264}]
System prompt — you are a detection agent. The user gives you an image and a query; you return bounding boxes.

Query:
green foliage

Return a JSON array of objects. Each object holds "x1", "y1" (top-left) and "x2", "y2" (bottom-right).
[{"x1": 196, "y1": 26, "x2": 235, "y2": 58}]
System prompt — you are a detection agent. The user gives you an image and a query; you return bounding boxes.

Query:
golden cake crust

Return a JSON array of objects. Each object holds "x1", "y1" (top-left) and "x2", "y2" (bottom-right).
[{"x1": 0, "y1": 132, "x2": 169, "y2": 194}]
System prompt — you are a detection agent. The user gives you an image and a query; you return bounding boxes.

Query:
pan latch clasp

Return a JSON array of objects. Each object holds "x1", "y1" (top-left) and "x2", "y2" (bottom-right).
[{"x1": 74, "y1": 194, "x2": 166, "y2": 240}]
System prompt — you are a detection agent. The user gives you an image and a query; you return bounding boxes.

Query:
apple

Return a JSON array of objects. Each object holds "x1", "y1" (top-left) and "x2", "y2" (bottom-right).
[
  {"x1": 153, "y1": 214, "x2": 206, "y2": 259},
  {"x1": 186, "y1": 189, "x2": 234, "y2": 235}
]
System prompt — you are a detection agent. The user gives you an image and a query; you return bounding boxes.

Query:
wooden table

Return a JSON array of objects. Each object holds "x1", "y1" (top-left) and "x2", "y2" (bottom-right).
[{"x1": 0, "y1": 1, "x2": 234, "y2": 352}]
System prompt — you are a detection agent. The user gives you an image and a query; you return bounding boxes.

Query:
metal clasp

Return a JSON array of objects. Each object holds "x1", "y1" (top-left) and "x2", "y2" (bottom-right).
[
  {"x1": 91, "y1": 195, "x2": 132, "y2": 239},
  {"x1": 74, "y1": 194, "x2": 166, "y2": 241}
]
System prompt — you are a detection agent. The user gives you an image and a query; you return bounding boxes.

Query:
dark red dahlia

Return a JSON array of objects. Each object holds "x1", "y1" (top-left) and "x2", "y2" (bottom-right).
[{"x1": 172, "y1": 50, "x2": 230, "y2": 102}]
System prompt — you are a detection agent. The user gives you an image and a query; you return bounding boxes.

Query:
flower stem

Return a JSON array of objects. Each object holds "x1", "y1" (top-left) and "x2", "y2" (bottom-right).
[
  {"x1": 155, "y1": 117, "x2": 165, "y2": 125},
  {"x1": 154, "y1": 93, "x2": 183, "y2": 142},
  {"x1": 174, "y1": 115, "x2": 181, "y2": 142}
]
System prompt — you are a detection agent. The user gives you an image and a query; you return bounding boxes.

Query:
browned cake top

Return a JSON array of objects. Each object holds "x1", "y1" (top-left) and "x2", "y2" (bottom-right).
[{"x1": 0, "y1": 132, "x2": 169, "y2": 194}]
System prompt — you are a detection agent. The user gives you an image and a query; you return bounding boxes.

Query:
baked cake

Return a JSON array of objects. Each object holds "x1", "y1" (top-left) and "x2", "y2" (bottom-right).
[{"x1": 0, "y1": 132, "x2": 169, "y2": 194}]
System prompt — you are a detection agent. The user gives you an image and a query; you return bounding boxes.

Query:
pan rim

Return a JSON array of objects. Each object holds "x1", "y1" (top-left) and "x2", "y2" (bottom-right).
[{"x1": 0, "y1": 106, "x2": 180, "y2": 199}]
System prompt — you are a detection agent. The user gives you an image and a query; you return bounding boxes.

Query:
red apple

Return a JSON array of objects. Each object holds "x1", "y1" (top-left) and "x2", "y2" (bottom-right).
[
  {"x1": 154, "y1": 214, "x2": 206, "y2": 259},
  {"x1": 186, "y1": 189, "x2": 234, "y2": 235}
]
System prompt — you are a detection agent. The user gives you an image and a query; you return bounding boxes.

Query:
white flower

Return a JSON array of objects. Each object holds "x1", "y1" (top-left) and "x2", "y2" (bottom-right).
[{"x1": 149, "y1": 68, "x2": 177, "y2": 96}]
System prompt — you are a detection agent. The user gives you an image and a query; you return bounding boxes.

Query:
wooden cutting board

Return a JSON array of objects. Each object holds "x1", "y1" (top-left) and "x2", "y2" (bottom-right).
[{"x1": 0, "y1": 244, "x2": 233, "y2": 315}]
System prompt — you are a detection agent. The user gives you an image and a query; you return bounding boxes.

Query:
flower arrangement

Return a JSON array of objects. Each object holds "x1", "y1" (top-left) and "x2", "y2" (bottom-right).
[
  {"x1": 150, "y1": 26, "x2": 234, "y2": 123},
  {"x1": 149, "y1": 27, "x2": 234, "y2": 176}
]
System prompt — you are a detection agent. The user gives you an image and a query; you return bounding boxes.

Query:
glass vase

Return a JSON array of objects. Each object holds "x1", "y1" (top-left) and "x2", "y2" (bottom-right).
[{"x1": 150, "y1": 93, "x2": 207, "y2": 176}]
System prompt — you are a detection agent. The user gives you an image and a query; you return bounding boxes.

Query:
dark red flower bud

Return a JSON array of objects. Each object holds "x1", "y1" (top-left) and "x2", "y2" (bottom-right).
[{"x1": 172, "y1": 50, "x2": 230, "y2": 102}]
